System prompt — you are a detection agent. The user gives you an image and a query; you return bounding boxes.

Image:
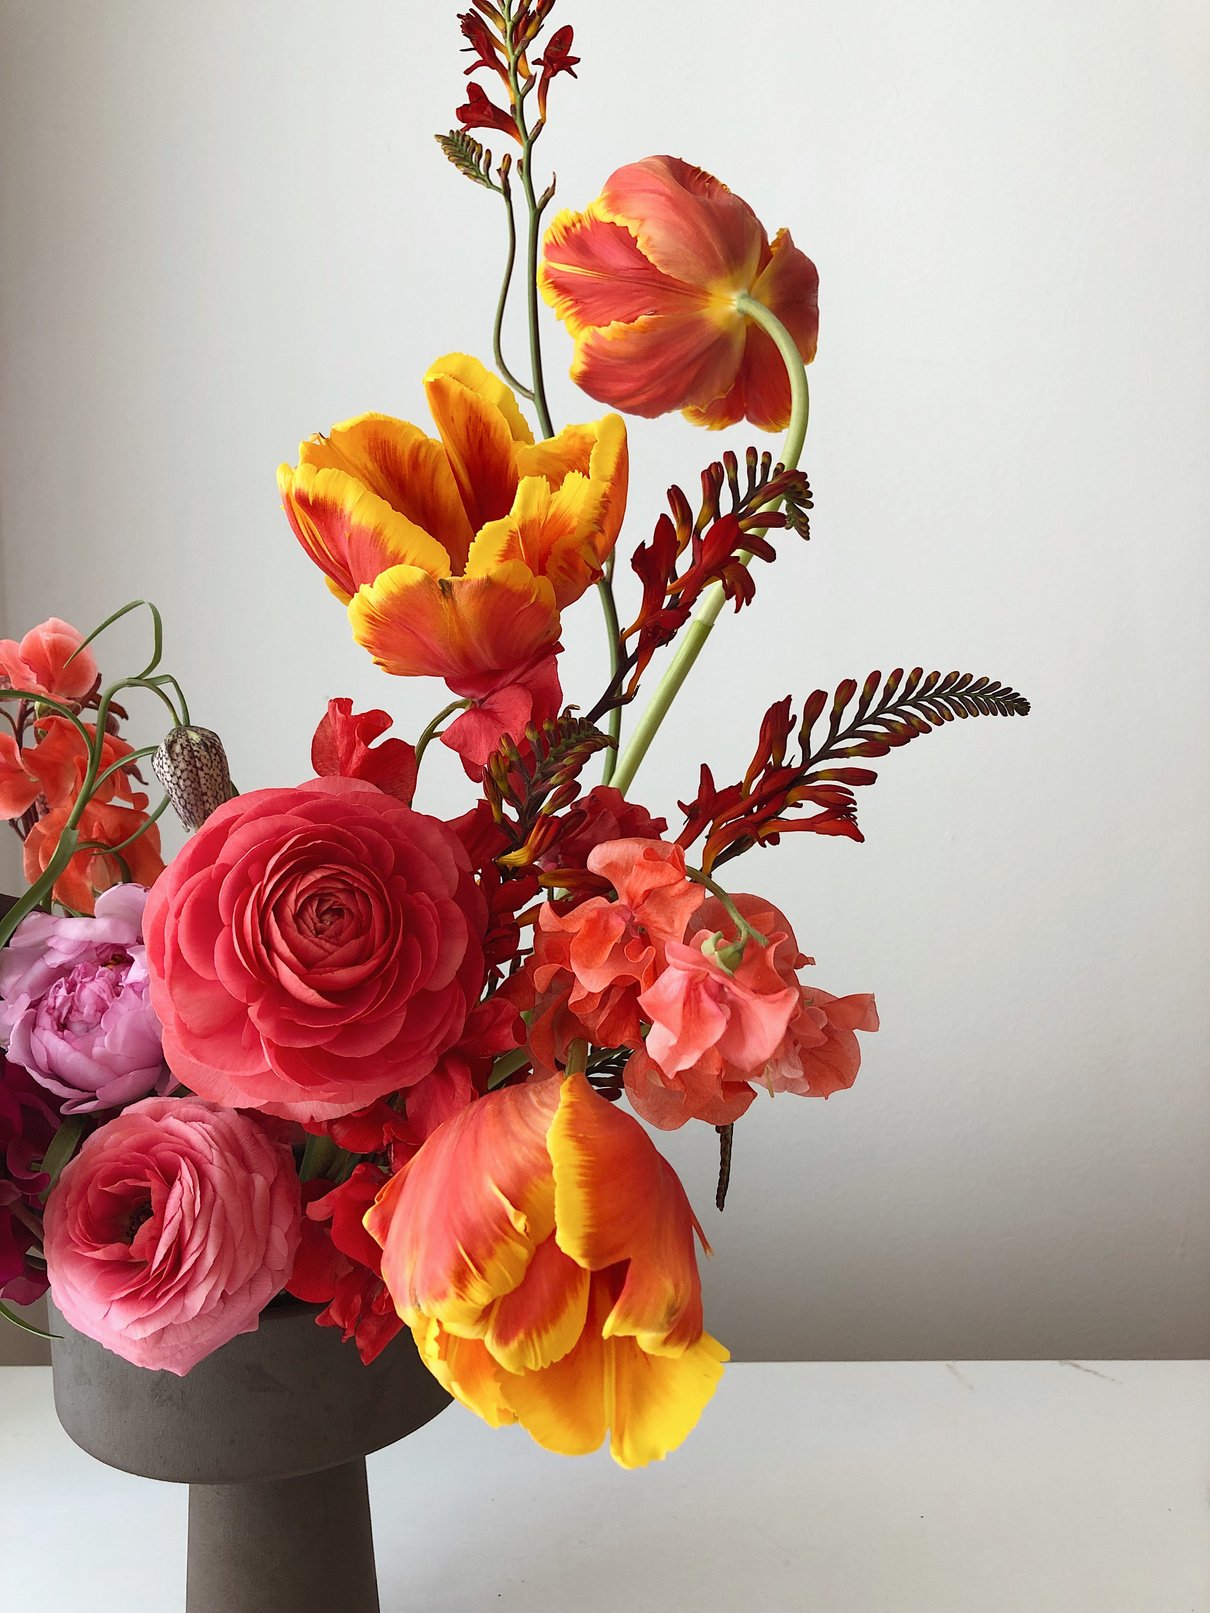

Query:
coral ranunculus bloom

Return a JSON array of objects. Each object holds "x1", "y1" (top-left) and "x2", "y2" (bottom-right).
[
  {"x1": 540, "y1": 155, "x2": 819, "y2": 431},
  {"x1": 367, "y1": 1072, "x2": 727, "y2": 1469},
  {"x1": 278, "y1": 354, "x2": 628, "y2": 687}
]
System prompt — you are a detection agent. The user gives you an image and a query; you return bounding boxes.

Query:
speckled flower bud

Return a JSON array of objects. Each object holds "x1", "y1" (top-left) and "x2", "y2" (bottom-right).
[{"x1": 152, "y1": 727, "x2": 236, "y2": 832}]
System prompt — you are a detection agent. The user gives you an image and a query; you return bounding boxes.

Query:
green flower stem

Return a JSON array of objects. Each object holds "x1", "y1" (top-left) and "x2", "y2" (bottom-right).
[
  {"x1": 0, "y1": 1300, "x2": 59, "y2": 1341},
  {"x1": 609, "y1": 294, "x2": 810, "y2": 798},
  {"x1": 414, "y1": 697, "x2": 472, "y2": 770},
  {"x1": 299, "y1": 1134, "x2": 338, "y2": 1183},
  {"x1": 686, "y1": 864, "x2": 768, "y2": 945},
  {"x1": 597, "y1": 561, "x2": 624, "y2": 784},
  {"x1": 504, "y1": 6, "x2": 554, "y2": 438},
  {"x1": 487, "y1": 1045, "x2": 532, "y2": 1090},
  {"x1": 39, "y1": 1117, "x2": 86, "y2": 1195},
  {"x1": 493, "y1": 172, "x2": 535, "y2": 400}
]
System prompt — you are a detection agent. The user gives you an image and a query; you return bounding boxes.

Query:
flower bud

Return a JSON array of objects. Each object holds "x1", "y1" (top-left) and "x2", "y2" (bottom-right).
[{"x1": 152, "y1": 726, "x2": 236, "y2": 832}]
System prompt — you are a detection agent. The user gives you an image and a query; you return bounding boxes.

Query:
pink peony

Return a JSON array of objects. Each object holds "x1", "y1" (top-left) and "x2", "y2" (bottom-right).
[
  {"x1": 0, "y1": 885, "x2": 169, "y2": 1115},
  {"x1": 43, "y1": 1096, "x2": 302, "y2": 1375},
  {"x1": 0, "y1": 617, "x2": 97, "y2": 702},
  {"x1": 143, "y1": 776, "x2": 488, "y2": 1122}
]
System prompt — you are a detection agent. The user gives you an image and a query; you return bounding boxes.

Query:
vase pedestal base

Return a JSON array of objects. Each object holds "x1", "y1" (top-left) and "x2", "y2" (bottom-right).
[{"x1": 187, "y1": 1457, "x2": 379, "y2": 1613}]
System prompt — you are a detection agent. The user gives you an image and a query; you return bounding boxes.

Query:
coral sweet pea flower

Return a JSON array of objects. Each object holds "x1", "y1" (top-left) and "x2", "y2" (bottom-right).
[
  {"x1": 367, "y1": 1072, "x2": 727, "y2": 1469},
  {"x1": 278, "y1": 354, "x2": 628, "y2": 688},
  {"x1": 540, "y1": 155, "x2": 819, "y2": 431}
]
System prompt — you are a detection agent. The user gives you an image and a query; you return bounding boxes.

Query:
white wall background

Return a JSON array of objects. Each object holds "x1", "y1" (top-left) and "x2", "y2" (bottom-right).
[{"x1": 1, "y1": 0, "x2": 1207, "y2": 1364}]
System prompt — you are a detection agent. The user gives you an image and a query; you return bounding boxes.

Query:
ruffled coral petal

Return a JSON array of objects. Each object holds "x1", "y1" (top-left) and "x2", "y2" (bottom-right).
[
  {"x1": 298, "y1": 412, "x2": 477, "y2": 574},
  {"x1": 598, "y1": 156, "x2": 765, "y2": 297},
  {"x1": 605, "y1": 1330, "x2": 728, "y2": 1469},
  {"x1": 279, "y1": 463, "x2": 452, "y2": 601},
  {"x1": 540, "y1": 205, "x2": 703, "y2": 336},
  {"x1": 423, "y1": 355, "x2": 530, "y2": 535},
  {"x1": 347, "y1": 562, "x2": 559, "y2": 682},
  {"x1": 413, "y1": 1318, "x2": 516, "y2": 1427},
  {"x1": 0, "y1": 734, "x2": 41, "y2": 818},
  {"x1": 547, "y1": 1073, "x2": 706, "y2": 1355},
  {"x1": 483, "y1": 1232, "x2": 589, "y2": 1373},
  {"x1": 366, "y1": 1079, "x2": 560, "y2": 1332},
  {"x1": 569, "y1": 309, "x2": 746, "y2": 420}
]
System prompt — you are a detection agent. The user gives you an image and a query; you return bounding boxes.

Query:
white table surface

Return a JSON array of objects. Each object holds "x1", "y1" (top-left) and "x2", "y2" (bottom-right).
[{"x1": 2, "y1": 1360, "x2": 1207, "y2": 1612}]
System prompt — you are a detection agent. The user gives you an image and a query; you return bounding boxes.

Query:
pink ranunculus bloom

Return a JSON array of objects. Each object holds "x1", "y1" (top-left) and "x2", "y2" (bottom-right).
[
  {"x1": 0, "y1": 617, "x2": 98, "y2": 702},
  {"x1": 43, "y1": 1096, "x2": 302, "y2": 1375},
  {"x1": 0, "y1": 885, "x2": 169, "y2": 1116},
  {"x1": 142, "y1": 776, "x2": 488, "y2": 1122}
]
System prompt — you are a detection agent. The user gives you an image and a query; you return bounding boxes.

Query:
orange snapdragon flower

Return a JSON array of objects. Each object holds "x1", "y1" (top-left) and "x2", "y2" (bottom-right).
[
  {"x1": 279, "y1": 354, "x2": 628, "y2": 687},
  {"x1": 367, "y1": 1072, "x2": 727, "y2": 1468},
  {"x1": 540, "y1": 156, "x2": 819, "y2": 431}
]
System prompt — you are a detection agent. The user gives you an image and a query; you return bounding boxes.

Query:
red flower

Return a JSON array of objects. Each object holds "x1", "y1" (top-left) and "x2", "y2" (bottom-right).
[
  {"x1": 541, "y1": 156, "x2": 818, "y2": 430},
  {"x1": 0, "y1": 618, "x2": 97, "y2": 702},
  {"x1": 538, "y1": 786, "x2": 667, "y2": 882},
  {"x1": 0, "y1": 1054, "x2": 59, "y2": 1305},
  {"x1": 535, "y1": 24, "x2": 579, "y2": 121},
  {"x1": 623, "y1": 894, "x2": 877, "y2": 1129},
  {"x1": 456, "y1": 82, "x2": 520, "y2": 142},
  {"x1": 288, "y1": 1166, "x2": 403, "y2": 1365},
  {"x1": 143, "y1": 777, "x2": 488, "y2": 1122},
  {"x1": 520, "y1": 838, "x2": 703, "y2": 1067},
  {"x1": 311, "y1": 698, "x2": 417, "y2": 804},
  {"x1": 441, "y1": 648, "x2": 562, "y2": 773}
]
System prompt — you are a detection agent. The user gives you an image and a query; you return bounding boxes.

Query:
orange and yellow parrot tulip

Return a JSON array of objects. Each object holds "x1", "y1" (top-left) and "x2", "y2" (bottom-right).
[
  {"x1": 366, "y1": 1071, "x2": 727, "y2": 1468},
  {"x1": 540, "y1": 155, "x2": 819, "y2": 432},
  {"x1": 278, "y1": 354, "x2": 628, "y2": 687}
]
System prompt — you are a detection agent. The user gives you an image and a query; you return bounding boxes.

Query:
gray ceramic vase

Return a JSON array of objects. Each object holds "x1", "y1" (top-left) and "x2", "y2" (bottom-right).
[{"x1": 49, "y1": 1296, "x2": 450, "y2": 1613}]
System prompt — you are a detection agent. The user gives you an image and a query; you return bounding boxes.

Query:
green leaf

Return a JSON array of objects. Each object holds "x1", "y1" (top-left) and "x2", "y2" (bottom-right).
[{"x1": 0, "y1": 1300, "x2": 60, "y2": 1341}]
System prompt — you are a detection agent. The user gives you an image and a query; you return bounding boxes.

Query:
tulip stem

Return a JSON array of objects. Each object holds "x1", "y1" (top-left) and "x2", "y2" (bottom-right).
[{"x1": 609, "y1": 296, "x2": 810, "y2": 797}]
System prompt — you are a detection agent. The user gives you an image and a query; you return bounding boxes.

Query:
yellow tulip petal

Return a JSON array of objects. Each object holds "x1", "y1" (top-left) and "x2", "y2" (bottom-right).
[
  {"x1": 497, "y1": 1281, "x2": 611, "y2": 1457},
  {"x1": 348, "y1": 561, "x2": 559, "y2": 682},
  {"x1": 467, "y1": 475, "x2": 602, "y2": 610},
  {"x1": 605, "y1": 1331, "x2": 729, "y2": 1470},
  {"x1": 279, "y1": 462, "x2": 451, "y2": 600},
  {"x1": 548, "y1": 1072, "x2": 707, "y2": 1355},
  {"x1": 514, "y1": 413, "x2": 629, "y2": 560},
  {"x1": 484, "y1": 1232, "x2": 590, "y2": 1374},
  {"x1": 368, "y1": 1082, "x2": 559, "y2": 1332},
  {"x1": 298, "y1": 411, "x2": 477, "y2": 573},
  {"x1": 413, "y1": 1319, "x2": 517, "y2": 1428}
]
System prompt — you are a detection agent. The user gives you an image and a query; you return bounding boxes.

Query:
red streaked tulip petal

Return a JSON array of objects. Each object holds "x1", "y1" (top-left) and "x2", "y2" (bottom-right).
[
  {"x1": 496, "y1": 1275, "x2": 611, "y2": 1456},
  {"x1": 547, "y1": 1072, "x2": 707, "y2": 1355},
  {"x1": 597, "y1": 156, "x2": 766, "y2": 294},
  {"x1": 347, "y1": 561, "x2": 559, "y2": 682},
  {"x1": 423, "y1": 354, "x2": 531, "y2": 535},
  {"x1": 570, "y1": 311, "x2": 747, "y2": 421},
  {"x1": 279, "y1": 463, "x2": 451, "y2": 601},
  {"x1": 412, "y1": 1317, "x2": 517, "y2": 1427},
  {"x1": 469, "y1": 474, "x2": 603, "y2": 610},
  {"x1": 514, "y1": 412, "x2": 629, "y2": 559},
  {"x1": 366, "y1": 1079, "x2": 559, "y2": 1333},
  {"x1": 540, "y1": 205, "x2": 703, "y2": 336},
  {"x1": 298, "y1": 412, "x2": 477, "y2": 574},
  {"x1": 483, "y1": 1231, "x2": 590, "y2": 1373}
]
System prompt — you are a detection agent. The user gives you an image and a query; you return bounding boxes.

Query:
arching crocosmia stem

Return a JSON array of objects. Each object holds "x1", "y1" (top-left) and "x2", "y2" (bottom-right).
[
  {"x1": 504, "y1": 3, "x2": 555, "y2": 438},
  {"x1": 493, "y1": 165, "x2": 536, "y2": 400},
  {"x1": 610, "y1": 294, "x2": 810, "y2": 797}
]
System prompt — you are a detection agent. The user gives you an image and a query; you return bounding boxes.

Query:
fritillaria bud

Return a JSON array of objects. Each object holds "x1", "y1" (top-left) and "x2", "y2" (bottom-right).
[{"x1": 153, "y1": 726, "x2": 236, "y2": 832}]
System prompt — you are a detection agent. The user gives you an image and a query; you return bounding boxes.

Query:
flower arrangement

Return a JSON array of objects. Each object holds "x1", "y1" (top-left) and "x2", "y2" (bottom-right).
[{"x1": 0, "y1": 1, "x2": 1029, "y2": 1470}]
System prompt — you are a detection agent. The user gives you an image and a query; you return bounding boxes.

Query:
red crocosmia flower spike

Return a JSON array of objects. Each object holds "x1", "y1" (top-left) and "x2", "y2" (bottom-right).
[
  {"x1": 311, "y1": 698, "x2": 417, "y2": 804},
  {"x1": 459, "y1": 9, "x2": 510, "y2": 82},
  {"x1": 535, "y1": 25, "x2": 578, "y2": 121},
  {"x1": 457, "y1": 82, "x2": 521, "y2": 142}
]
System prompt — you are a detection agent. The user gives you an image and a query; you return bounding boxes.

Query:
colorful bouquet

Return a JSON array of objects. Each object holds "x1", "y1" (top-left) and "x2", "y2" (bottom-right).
[{"x1": 0, "y1": 2, "x2": 1028, "y2": 1469}]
